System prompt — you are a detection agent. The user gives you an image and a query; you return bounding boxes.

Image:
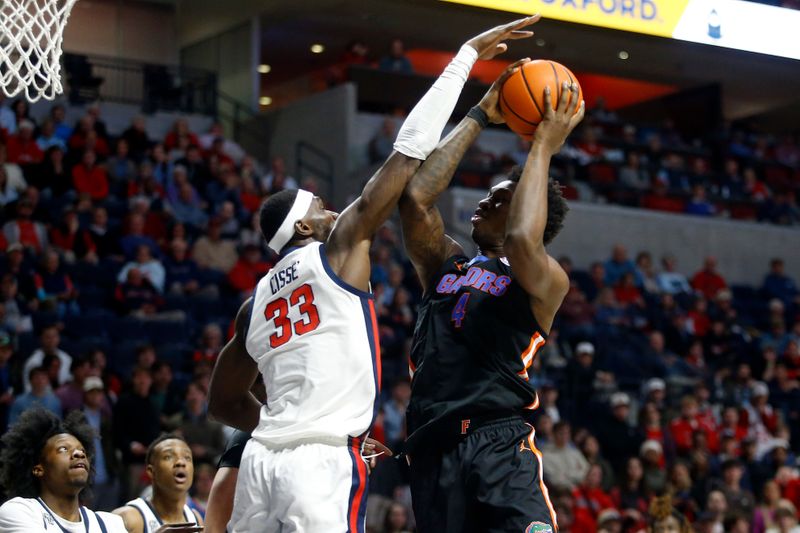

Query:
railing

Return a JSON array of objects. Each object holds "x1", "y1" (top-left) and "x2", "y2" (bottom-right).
[
  {"x1": 296, "y1": 141, "x2": 334, "y2": 188},
  {"x1": 63, "y1": 53, "x2": 217, "y2": 115}
]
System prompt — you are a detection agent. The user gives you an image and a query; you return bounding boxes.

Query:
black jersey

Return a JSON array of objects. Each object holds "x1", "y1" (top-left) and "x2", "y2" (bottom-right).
[{"x1": 405, "y1": 254, "x2": 547, "y2": 453}]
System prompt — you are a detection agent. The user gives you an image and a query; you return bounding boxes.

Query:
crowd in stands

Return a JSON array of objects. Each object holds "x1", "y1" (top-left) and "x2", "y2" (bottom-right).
[
  {"x1": 409, "y1": 97, "x2": 800, "y2": 228},
  {"x1": 0, "y1": 93, "x2": 799, "y2": 532}
]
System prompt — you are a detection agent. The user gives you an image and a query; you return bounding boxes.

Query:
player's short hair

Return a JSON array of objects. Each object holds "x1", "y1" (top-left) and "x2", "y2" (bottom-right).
[
  {"x1": 259, "y1": 189, "x2": 300, "y2": 244},
  {"x1": 506, "y1": 166, "x2": 568, "y2": 245},
  {"x1": 0, "y1": 408, "x2": 96, "y2": 498},
  {"x1": 145, "y1": 433, "x2": 189, "y2": 466}
]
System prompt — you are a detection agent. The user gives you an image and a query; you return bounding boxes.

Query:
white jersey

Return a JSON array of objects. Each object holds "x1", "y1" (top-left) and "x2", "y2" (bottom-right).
[
  {"x1": 246, "y1": 242, "x2": 380, "y2": 447},
  {"x1": 0, "y1": 497, "x2": 126, "y2": 533},
  {"x1": 125, "y1": 497, "x2": 198, "y2": 533}
]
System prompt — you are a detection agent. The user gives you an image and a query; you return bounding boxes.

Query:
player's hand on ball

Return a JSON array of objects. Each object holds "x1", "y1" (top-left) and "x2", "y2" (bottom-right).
[
  {"x1": 479, "y1": 58, "x2": 531, "y2": 124},
  {"x1": 533, "y1": 81, "x2": 585, "y2": 155},
  {"x1": 466, "y1": 15, "x2": 540, "y2": 60}
]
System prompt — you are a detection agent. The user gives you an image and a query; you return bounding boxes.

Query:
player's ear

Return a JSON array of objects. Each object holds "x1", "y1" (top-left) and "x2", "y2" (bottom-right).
[
  {"x1": 146, "y1": 463, "x2": 154, "y2": 479},
  {"x1": 294, "y1": 218, "x2": 313, "y2": 238},
  {"x1": 32, "y1": 464, "x2": 44, "y2": 478}
]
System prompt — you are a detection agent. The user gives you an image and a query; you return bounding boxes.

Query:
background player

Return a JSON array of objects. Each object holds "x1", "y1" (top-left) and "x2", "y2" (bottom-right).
[
  {"x1": 208, "y1": 17, "x2": 539, "y2": 532},
  {"x1": 0, "y1": 408, "x2": 129, "y2": 532},
  {"x1": 398, "y1": 62, "x2": 584, "y2": 531},
  {"x1": 113, "y1": 434, "x2": 202, "y2": 533}
]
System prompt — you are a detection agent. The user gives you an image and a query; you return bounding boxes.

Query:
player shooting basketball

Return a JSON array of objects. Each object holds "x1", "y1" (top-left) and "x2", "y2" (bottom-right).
[
  {"x1": 207, "y1": 16, "x2": 539, "y2": 533},
  {"x1": 397, "y1": 57, "x2": 585, "y2": 531}
]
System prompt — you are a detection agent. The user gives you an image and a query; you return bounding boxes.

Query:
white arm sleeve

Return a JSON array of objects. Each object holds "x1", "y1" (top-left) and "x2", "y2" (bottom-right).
[{"x1": 393, "y1": 45, "x2": 479, "y2": 160}]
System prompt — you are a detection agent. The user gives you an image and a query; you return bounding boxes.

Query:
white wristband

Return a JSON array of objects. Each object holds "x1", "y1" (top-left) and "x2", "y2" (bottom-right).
[{"x1": 393, "y1": 44, "x2": 479, "y2": 160}]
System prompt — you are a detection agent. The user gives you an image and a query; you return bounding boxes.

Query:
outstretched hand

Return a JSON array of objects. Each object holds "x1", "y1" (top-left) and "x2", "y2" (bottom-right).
[
  {"x1": 532, "y1": 81, "x2": 585, "y2": 155},
  {"x1": 478, "y1": 58, "x2": 531, "y2": 124},
  {"x1": 465, "y1": 15, "x2": 540, "y2": 60}
]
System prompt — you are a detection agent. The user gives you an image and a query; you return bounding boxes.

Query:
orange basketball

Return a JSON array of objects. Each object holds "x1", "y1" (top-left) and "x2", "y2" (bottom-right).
[{"x1": 499, "y1": 60, "x2": 583, "y2": 141}]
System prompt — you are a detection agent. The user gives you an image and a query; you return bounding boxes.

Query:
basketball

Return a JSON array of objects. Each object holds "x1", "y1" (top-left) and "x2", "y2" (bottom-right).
[{"x1": 499, "y1": 60, "x2": 583, "y2": 140}]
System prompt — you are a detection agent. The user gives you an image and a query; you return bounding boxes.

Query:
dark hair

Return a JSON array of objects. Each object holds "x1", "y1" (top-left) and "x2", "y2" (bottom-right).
[
  {"x1": 507, "y1": 166, "x2": 568, "y2": 245},
  {"x1": 259, "y1": 189, "x2": 300, "y2": 245},
  {"x1": 28, "y1": 365, "x2": 47, "y2": 382},
  {"x1": 70, "y1": 356, "x2": 90, "y2": 374},
  {"x1": 145, "y1": 433, "x2": 188, "y2": 466},
  {"x1": 0, "y1": 409, "x2": 96, "y2": 498}
]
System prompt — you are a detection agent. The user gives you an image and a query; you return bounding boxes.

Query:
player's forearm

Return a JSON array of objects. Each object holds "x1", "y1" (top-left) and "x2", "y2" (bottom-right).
[
  {"x1": 505, "y1": 143, "x2": 552, "y2": 245},
  {"x1": 402, "y1": 116, "x2": 483, "y2": 209}
]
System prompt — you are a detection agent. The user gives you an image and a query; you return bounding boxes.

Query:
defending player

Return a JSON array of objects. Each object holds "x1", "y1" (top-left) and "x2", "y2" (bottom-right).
[
  {"x1": 207, "y1": 17, "x2": 539, "y2": 533},
  {"x1": 113, "y1": 434, "x2": 203, "y2": 533},
  {"x1": 398, "y1": 64, "x2": 585, "y2": 530}
]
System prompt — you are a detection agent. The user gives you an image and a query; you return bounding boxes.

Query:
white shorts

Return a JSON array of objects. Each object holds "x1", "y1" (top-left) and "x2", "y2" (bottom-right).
[{"x1": 228, "y1": 437, "x2": 369, "y2": 533}]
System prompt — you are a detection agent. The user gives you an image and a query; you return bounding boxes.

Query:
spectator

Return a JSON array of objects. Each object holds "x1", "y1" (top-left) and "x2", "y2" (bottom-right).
[
  {"x1": 619, "y1": 151, "x2": 651, "y2": 191},
  {"x1": 8, "y1": 366, "x2": 61, "y2": 425},
  {"x1": 581, "y1": 434, "x2": 616, "y2": 491},
  {"x1": 382, "y1": 378, "x2": 410, "y2": 448},
  {"x1": 192, "y1": 217, "x2": 237, "y2": 275},
  {"x1": 150, "y1": 361, "x2": 183, "y2": 425},
  {"x1": 261, "y1": 156, "x2": 298, "y2": 194},
  {"x1": 198, "y1": 122, "x2": 245, "y2": 163},
  {"x1": 49, "y1": 206, "x2": 96, "y2": 262},
  {"x1": 6, "y1": 119, "x2": 43, "y2": 167},
  {"x1": 692, "y1": 256, "x2": 728, "y2": 300},
  {"x1": 572, "y1": 464, "x2": 615, "y2": 530},
  {"x1": 113, "y1": 368, "x2": 160, "y2": 500},
  {"x1": 227, "y1": 244, "x2": 270, "y2": 296},
  {"x1": 87, "y1": 206, "x2": 122, "y2": 258},
  {"x1": 762, "y1": 258, "x2": 799, "y2": 307},
  {"x1": 657, "y1": 254, "x2": 692, "y2": 295},
  {"x1": 2, "y1": 198, "x2": 48, "y2": 253},
  {"x1": 369, "y1": 118, "x2": 398, "y2": 164},
  {"x1": 164, "y1": 238, "x2": 202, "y2": 295},
  {"x1": 597, "y1": 392, "x2": 644, "y2": 476},
  {"x1": 72, "y1": 149, "x2": 109, "y2": 201},
  {"x1": 0, "y1": 332, "x2": 15, "y2": 431},
  {"x1": 119, "y1": 213, "x2": 159, "y2": 259},
  {"x1": 54, "y1": 356, "x2": 94, "y2": 415},
  {"x1": 36, "y1": 119, "x2": 67, "y2": 152},
  {"x1": 164, "y1": 118, "x2": 199, "y2": 151},
  {"x1": 216, "y1": 200, "x2": 241, "y2": 239},
  {"x1": 80, "y1": 375, "x2": 118, "y2": 510},
  {"x1": 22, "y1": 325, "x2": 72, "y2": 392},
  {"x1": 378, "y1": 38, "x2": 414, "y2": 73},
  {"x1": 542, "y1": 421, "x2": 590, "y2": 491},
  {"x1": 0, "y1": 94, "x2": 16, "y2": 134},
  {"x1": 611, "y1": 456, "x2": 649, "y2": 521},
  {"x1": 121, "y1": 115, "x2": 150, "y2": 160},
  {"x1": 685, "y1": 184, "x2": 716, "y2": 216},
  {"x1": 114, "y1": 267, "x2": 164, "y2": 317},
  {"x1": 192, "y1": 323, "x2": 223, "y2": 365},
  {"x1": 117, "y1": 244, "x2": 166, "y2": 293},
  {"x1": 169, "y1": 381, "x2": 225, "y2": 465},
  {"x1": 640, "y1": 440, "x2": 667, "y2": 495},
  {"x1": 49, "y1": 104, "x2": 72, "y2": 142},
  {"x1": 106, "y1": 139, "x2": 137, "y2": 189},
  {"x1": 604, "y1": 244, "x2": 638, "y2": 286}
]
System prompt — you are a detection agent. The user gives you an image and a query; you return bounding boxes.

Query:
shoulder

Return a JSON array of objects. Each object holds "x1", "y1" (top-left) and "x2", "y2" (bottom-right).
[
  {"x1": 0, "y1": 498, "x2": 42, "y2": 529},
  {"x1": 112, "y1": 504, "x2": 143, "y2": 533}
]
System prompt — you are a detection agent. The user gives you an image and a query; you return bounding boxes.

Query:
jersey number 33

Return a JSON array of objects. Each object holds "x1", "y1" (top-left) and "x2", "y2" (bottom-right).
[{"x1": 264, "y1": 283, "x2": 321, "y2": 348}]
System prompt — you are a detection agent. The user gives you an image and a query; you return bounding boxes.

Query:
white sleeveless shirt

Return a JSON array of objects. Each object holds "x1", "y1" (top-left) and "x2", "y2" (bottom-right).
[
  {"x1": 125, "y1": 497, "x2": 198, "y2": 533},
  {"x1": 246, "y1": 243, "x2": 381, "y2": 447}
]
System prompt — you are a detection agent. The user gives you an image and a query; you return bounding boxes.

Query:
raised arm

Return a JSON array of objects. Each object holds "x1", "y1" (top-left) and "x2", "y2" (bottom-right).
[
  {"x1": 400, "y1": 59, "x2": 530, "y2": 289},
  {"x1": 504, "y1": 82, "x2": 584, "y2": 330},
  {"x1": 208, "y1": 297, "x2": 261, "y2": 432},
  {"x1": 327, "y1": 16, "x2": 540, "y2": 292}
]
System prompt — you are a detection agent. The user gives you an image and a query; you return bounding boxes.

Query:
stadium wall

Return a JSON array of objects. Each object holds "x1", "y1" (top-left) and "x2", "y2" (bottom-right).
[{"x1": 443, "y1": 187, "x2": 798, "y2": 286}]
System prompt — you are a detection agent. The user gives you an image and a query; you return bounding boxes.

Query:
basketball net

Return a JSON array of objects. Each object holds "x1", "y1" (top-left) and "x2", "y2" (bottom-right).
[{"x1": 0, "y1": 0, "x2": 78, "y2": 102}]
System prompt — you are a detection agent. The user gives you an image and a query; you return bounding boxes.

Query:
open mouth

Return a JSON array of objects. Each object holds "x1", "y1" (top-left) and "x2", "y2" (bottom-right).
[
  {"x1": 70, "y1": 462, "x2": 87, "y2": 471},
  {"x1": 174, "y1": 471, "x2": 188, "y2": 483}
]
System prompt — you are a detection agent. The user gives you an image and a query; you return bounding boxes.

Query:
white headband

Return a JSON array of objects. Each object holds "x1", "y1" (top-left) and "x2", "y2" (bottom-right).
[{"x1": 268, "y1": 189, "x2": 314, "y2": 253}]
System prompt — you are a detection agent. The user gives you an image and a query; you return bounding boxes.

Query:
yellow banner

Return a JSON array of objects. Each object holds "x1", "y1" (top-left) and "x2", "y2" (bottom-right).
[{"x1": 441, "y1": 0, "x2": 690, "y2": 38}]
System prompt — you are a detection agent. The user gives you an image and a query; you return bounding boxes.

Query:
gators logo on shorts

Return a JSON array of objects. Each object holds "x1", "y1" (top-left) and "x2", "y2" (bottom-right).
[{"x1": 525, "y1": 522, "x2": 553, "y2": 533}]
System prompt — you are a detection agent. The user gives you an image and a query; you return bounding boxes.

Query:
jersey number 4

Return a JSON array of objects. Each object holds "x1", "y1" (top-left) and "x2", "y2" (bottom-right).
[
  {"x1": 451, "y1": 293, "x2": 470, "y2": 328},
  {"x1": 265, "y1": 284, "x2": 321, "y2": 348}
]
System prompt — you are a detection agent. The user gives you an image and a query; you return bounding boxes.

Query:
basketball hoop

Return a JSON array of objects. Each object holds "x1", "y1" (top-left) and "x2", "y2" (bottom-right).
[{"x1": 0, "y1": 0, "x2": 78, "y2": 102}]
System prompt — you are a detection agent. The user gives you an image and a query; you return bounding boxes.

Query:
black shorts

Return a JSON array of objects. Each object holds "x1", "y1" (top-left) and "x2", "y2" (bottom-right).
[
  {"x1": 409, "y1": 416, "x2": 557, "y2": 533},
  {"x1": 216, "y1": 430, "x2": 251, "y2": 469}
]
